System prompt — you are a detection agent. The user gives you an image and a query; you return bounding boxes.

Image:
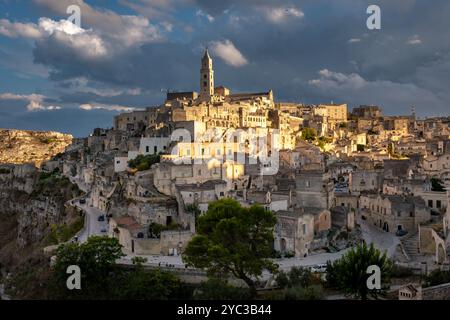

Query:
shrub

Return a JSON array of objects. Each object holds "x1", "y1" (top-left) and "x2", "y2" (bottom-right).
[
  {"x1": 284, "y1": 285, "x2": 324, "y2": 300},
  {"x1": 193, "y1": 278, "x2": 252, "y2": 300}
]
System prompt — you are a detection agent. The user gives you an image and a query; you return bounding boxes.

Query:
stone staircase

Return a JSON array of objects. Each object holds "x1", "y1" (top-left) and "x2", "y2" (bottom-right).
[{"x1": 400, "y1": 232, "x2": 420, "y2": 261}]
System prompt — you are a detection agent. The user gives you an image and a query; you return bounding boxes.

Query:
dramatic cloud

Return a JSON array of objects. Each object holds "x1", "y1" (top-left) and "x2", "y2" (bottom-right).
[
  {"x1": 33, "y1": 0, "x2": 162, "y2": 47},
  {"x1": 308, "y1": 69, "x2": 446, "y2": 115},
  {"x1": 210, "y1": 40, "x2": 248, "y2": 67},
  {"x1": 0, "y1": 19, "x2": 42, "y2": 39},
  {"x1": 1, "y1": 0, "x2": 450, "y2": 135},
  {"x1": 0, "y1": 93, "x2": 61, "y2": 111},
  {"x1": 260, "y1": 6, "x2": 304, "y2": 24},
  {"x1": 79, "y1": 103, "x2": 138, "y2": 112}
]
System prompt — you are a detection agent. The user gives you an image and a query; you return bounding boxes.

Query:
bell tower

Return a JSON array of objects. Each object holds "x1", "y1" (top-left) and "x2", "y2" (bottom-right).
[{"x1": 200, "y1": 48, "x2": 214, "y2": 100}]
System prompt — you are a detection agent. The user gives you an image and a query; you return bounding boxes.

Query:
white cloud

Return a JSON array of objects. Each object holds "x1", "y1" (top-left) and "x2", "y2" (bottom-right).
[
  {"x1": 406, "y1": 35, "x2": 422, "y2": 45},
  {"x1": 348, "y1": 38, "x2": 361, "y2": 43},
  {"x1": 79, "y1": 103, "x2": 137, "y2": 112},
  {"x1": 260, "y1": 6, "x2": 304, "y2": 24},
  {"x1": 196, "y1": 10, "x2": 215, "y2": 22},
  {"x1": 38, "y1": 17, "x2": 84, "y2": 36},
  {"x1": 210, "y1": 39, "x2": 248, "y2": 67},
  {"x1": 308, "y1": 69, "x2": 444, "y2": 114},
  {"x1": 0, "y1": 92, "x2": 61, "y2": 111},
  {"x1": 0, "y1": 19, "x2": 42, "y2": 39},
  {"x1": 34, "y1": 0, "x2": 162, "y2": 47}
]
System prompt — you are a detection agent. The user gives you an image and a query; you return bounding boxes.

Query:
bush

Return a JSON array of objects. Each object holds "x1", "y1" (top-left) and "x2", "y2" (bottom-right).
[
  {"x1": 431, "y1": 178, "x2": 445, "y2": 192},
  {"x1": 424, "y1": 270, "x2": 450, "y2": 287},
  {"x1": 300, "y1": 127, "x2": 317, "y2": 142},
  {"x1": 391, "y1": 265, "x2": 415, "y2": 278},
  {"x1": 276, "y1": 267, "x2": 315, "y2": 289},
  {"x1": 193, "y1": 278, "x2": 252, "y2": 300},
  {"x1": 128, "y1": 154, "x2": 160, "y2": 171},
  {"x1": 284, "y1": 285, "x2": 324, "y2": 300},
  {"x1": 148, "y1": 222, "x2": 180, "y2": 238},
  {"x1": 43, "y1": 216, "x2": 85, "y2": 245}
]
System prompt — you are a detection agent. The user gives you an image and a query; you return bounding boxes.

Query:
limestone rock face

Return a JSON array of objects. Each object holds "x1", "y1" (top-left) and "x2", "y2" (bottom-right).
[
  {"x1": 0, "y1": 129, "x2": 72, "y2": 166},
  {"x1": 0, "y1": 164, "x2": 80, "y2": 248}
]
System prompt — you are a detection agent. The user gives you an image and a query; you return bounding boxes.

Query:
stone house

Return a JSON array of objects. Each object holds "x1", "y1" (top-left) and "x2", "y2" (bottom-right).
[
  {"x1": 295, "y1": 169, "x2": 334, "y2": 210},
  {"x1": 359, "y1": 193, "x2": 431, "y2": 234},
  {"x1": 349, "y1": 169, "x2": 383, "y2": 194},
  {"x1": 178, "y1": 180, "x2": 228, "y2": 213},
  {"x1": 330, "y1": 206, "x2": 355, "y2": 230},
  {"x1": 274, "y1": 210, "x2": 315, "y2": 257}
]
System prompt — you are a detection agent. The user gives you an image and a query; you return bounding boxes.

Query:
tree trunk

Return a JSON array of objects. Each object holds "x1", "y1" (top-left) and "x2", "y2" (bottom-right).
[{"x1": 239, "y1": 273, "x2": 257, "y2": 298}]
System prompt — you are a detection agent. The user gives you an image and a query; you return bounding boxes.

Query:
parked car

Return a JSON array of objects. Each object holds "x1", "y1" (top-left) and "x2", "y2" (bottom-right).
[
  {"x1": 100, "y1": 227, "x2": 107, "y2": 233},
  {"x1": 310, "y1": 263, "x2": 327, "y2": 273},
  {"x1": 79, "y1": 199, "x2": 86, "y2": 204},
  {"x1": 98, "y1": 215, "x2": 105, "y2": 222}
]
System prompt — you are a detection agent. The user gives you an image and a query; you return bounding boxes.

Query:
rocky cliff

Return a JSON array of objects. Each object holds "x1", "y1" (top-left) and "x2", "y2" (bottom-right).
[
  {"x1": 0, "y1": 164, "x2": 83, "y2": 298},
  {"x1": 0, "y1": 129, "x2": 72, "y2": 166}
]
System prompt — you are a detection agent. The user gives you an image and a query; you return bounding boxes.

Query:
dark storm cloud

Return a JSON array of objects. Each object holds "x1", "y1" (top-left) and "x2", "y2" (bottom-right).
[{"x1": 2, "y1": 0, "x2": 450, "y2": 136}]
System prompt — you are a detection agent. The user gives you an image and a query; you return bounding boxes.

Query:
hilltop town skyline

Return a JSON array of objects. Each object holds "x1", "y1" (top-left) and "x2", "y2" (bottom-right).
[{"x1": 2, "y1": 0, "x2": 450, "y2": 137}]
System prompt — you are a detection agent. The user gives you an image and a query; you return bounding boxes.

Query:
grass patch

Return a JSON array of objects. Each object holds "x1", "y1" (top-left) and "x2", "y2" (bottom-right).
[{"x1": 43, "y1": 216, "x2": 85, "y2": 246}]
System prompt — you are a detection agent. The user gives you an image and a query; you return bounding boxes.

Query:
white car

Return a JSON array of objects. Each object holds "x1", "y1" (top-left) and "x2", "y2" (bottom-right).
[{"x1": 310, "y1": 264, "x2": 327, "y2": 273}]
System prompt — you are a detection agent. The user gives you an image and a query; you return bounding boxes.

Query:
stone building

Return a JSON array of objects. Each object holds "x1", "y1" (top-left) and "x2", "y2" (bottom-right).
[
  {"x1": 359, "y1": 193, "x2": 431, "y2": 234},
  {"x1": 274, "y1": 210, "x2": 315, "y2": 257},
  {"x1": 295, "y1": 169, "x2": 334, "y2": 209}
]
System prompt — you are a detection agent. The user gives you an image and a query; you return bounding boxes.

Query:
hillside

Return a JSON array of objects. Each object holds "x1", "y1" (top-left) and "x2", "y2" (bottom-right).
[{"x1": 0, "y1": 129, "x2": 72, "y2": 166}]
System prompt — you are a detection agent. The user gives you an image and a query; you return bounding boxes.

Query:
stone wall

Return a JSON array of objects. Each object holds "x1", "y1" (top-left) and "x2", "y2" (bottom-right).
[{"x1": 423, "y1": 282, "x2": 450, "y2": 300}]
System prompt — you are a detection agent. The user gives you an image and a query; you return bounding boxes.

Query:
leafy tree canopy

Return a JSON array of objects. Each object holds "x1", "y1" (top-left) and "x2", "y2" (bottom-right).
[
  {"x1": 183, "y1": 199, "x2": 278, "y2": 297},
  {"x1": 326, "y1": 243, "x2": 392, "y2": 300}
]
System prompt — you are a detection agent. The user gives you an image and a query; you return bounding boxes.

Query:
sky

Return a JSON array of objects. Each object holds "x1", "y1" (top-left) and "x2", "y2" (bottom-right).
[{"x1": 0, "y1": 0, "x2": 449, "y2": 137}]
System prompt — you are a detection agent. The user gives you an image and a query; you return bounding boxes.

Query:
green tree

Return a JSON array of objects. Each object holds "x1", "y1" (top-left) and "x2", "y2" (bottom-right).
[
  {"x1": 284, "y1": 285, "x2": 324, "y2": 300},
  {"x1": 128, "y1": 154, "x2": 160, "y2": 171},
  {"x1": 119, "y1": 265, "x2": 183, "y2": 300},
  {"x1": 326, "y1": 243, "x2": 392, "y2": 300},
  {"x1": 183, "y1": 199, "x2": 278, "y2": 297},
  {"x1": 186, "y1": 203, "x2": 201, "y2": 228},
  {"x1": 431, "y1": 178, "x2": 445, "y2": 192},
  {"x1": 148, "y1": 222, "x2": 164, "y2": 238},
  {"x1": 424, "y1": 269, "x2": 450, "y2": 287},
  {"x1": 51, "y1": 236, "x2": 125, "y2": 299},
  {"x1": 276, "y1": 267, "x2": 314, "y2": 289},
  {"x1": 193, "y1": 278, "x2": 251, "y2": 300},
  {"x1": 300, "y1": 127, "x2": 317, "y2": 142}
]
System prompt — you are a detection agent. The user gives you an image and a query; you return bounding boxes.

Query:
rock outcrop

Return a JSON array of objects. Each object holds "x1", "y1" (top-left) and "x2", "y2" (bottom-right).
[{"x1": 0, "y1": 129, "x2": 72, "y2": 166}]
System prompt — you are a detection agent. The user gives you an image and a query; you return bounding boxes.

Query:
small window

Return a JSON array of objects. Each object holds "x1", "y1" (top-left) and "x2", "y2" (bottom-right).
[
  {"x1": 428, "y1": 200, "x2": 433, "y2": 208},
  {"x1": 437, "y1": 200, "x2": 442, "y2": 209}
]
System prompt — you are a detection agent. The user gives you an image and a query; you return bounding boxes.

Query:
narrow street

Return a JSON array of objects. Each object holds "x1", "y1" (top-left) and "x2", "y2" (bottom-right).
[
  {"x1": 75, "y1": 202, "x2": 108, "y2": 243},
  {"x1": 67, "y1": 174, "x2": 108, "y2": 242},
  {"x1": 357, "y1": 215, "x2": 400, "y2": 258}
]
